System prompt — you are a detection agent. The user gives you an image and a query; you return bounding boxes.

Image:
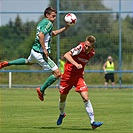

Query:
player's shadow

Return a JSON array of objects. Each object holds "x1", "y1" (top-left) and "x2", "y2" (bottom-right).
[
  {"x1": 61, "y1": 126, "x2": 92, "y2": 131},
  {"x1": 34, "y1": 126, "x2": 92, "y2": 131},
  {"x1": 34, "y1": 126, "x2": 58, "y2": 129}
]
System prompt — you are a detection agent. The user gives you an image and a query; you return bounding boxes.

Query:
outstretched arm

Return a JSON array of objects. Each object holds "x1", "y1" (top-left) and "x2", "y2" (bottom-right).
[{"x1": 52, "y1": 25, "x2": 69, "y2": 36}]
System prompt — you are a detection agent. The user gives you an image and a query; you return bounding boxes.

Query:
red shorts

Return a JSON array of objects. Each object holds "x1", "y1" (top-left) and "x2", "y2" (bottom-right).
[{"x1": 59, "y1": 75, "x2": 88, "y2": 94}]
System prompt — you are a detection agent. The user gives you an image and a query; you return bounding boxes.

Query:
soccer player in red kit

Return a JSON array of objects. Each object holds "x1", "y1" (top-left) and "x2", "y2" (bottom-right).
[{"x1": 56, "y1": 35, "x2": 103, "y2": 129}]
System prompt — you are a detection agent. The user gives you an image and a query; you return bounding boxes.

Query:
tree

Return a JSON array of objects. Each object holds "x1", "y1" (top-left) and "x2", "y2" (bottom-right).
[{"x1": 0, "y1": 16, "x2": 36, "y2": 60}]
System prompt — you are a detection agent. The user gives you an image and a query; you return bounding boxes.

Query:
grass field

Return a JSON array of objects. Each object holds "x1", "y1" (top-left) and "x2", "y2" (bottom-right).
[{"x1": 0, "y1": 88, "x2": 132, "y2": 133}]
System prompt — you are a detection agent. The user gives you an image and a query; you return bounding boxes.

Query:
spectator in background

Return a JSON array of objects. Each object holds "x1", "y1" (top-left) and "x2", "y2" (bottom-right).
[
  {"x1": 56, "y1": 54, "x2": 65, "y2": 89},
  {"x1": 103, "y1": 56, "x2": 115, "y2": 88}
]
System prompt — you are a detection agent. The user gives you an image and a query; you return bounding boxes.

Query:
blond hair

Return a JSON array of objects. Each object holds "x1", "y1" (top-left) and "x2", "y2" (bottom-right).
[{"x1": 86, "y1": 35, "x2": 96, "y2": 43}]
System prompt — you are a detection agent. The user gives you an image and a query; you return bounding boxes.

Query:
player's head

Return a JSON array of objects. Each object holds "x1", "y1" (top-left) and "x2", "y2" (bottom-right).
[
  {"x1": 44, "y1": 7, "x2": 57, "y2": 23},
  {"x1": 84, "y1": 35, "x2": 96, "y2": 52},
  {"x1": 86, "y1": 35, "x2": 96, "y2": 44}
]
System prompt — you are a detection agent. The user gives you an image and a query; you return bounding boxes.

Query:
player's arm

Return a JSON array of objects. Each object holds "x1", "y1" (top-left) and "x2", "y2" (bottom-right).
[
  {"x1": 52, "y1": 25, "x2": 70, "y2": 36},
  {"x1": 38, "y1": 32, "x2": 49, "y2": 57},
  {"x1": 64, "y1": 51, "x2": 82, "y2": 69},
  {"x1": 103, "y1": 62, "x2": 107, "y2": 73}
]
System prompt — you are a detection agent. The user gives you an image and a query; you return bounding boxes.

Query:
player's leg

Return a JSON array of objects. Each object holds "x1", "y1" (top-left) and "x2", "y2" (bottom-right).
[
  {"x1": 40, "y1": 68, "x2": 61, "y2": 93},
  {"x1": 37, "y1": 71, "x2": 59, "y2": 101},
  {"x1": 0, "y1": 58, "x2": 29, "y2": 69},
  {"x1": 79, "y1": 91, "x2": 95, "y2": 123},
  {"x1": 34, "y1": 52, "x2": 61, "y2": 101},
  {"x1": 57, "y1": 94, "x2": 67, "y2": 126},
  {"x1": 0, "y1": 49, "x2": 36, "y2": 69},
  {"x1": 79, "y1": 91, "x2": 103, "y2": 129},
  {"x1": 76, "y1": 78, "x2": 103, "y2": 129},
  {"x1": 57, "y1": 77, "x2": 73, "y2": 125},
  {"x1": 40, "y1": 56, "x2": 61, "y2": 90},
  {"x1": 75, "y1": 78, "x2": 95, "y2": 123}
]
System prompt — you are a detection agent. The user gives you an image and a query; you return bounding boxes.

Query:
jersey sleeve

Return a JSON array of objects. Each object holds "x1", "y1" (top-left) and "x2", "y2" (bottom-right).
[
  {"x1": 40, "y1": 21, "x2": 53, "y2": 35},
  {"x1": 70, "y1": 44, "x2": 83, "y2": 56}
]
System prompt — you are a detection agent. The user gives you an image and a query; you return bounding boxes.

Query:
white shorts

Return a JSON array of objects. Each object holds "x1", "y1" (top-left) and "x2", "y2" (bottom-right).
[{"x1": 28, "y1": 49, "x2": 58, "y2": 71}]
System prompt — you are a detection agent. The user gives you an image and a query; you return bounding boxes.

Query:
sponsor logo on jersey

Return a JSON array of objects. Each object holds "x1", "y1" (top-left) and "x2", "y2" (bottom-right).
[{"x1": 78, "y1": 57, "x2": 88, "y2": 63}]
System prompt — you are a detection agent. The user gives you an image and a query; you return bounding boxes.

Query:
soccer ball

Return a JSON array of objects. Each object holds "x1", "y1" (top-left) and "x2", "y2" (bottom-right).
[{"x1": 64, "y1": 13, "x2": 77, "y2": 26}]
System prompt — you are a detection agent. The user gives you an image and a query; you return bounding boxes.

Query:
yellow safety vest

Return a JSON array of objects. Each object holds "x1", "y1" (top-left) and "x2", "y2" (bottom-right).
[
  {"x1": 106, "y1": 61, "x2": 114, "y2": 73},
  {"x1": 59, "y1": 59, "x2": 65, "y2": 74}
]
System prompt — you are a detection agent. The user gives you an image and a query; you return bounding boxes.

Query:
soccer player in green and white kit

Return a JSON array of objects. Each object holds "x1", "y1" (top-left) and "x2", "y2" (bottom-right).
[{"x1": 0, "y1": 7, "x2": 70, "y2": 101}]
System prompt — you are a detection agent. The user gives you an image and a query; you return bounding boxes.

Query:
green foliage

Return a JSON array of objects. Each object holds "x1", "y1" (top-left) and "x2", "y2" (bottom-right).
[
  {"x1": 0, "y1": 0, "x2": 133, "y2": 65},
  {"x1": 0, "y1": 63, "x2": 132, "y2": 86},
  {"x1": 0, "y1": 15, "x2": 36, "y2": 60},
  {"x1": 50, "y1": 0, "x2": 133, "y2": 63},
  {"x1": 0, "y1": 88, "x2": 132, "y2": 133}
]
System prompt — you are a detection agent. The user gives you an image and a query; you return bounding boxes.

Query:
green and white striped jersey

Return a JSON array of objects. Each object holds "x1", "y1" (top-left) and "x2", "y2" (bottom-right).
[{"x1": 32, "y1": 18, "x2": 53, "y2": 53}]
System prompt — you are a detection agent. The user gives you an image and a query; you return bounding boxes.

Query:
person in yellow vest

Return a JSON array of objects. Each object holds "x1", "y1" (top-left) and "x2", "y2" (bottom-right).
[
  {"x1": 56, "y1": 55, "x2": 65, "y2": 89},
  {"x1": 103, "y1": 56, "x2": 115, "y2": 88}
]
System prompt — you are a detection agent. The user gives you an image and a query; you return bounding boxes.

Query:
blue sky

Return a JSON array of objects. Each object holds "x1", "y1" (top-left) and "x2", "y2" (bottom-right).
[
  {"x1": 0, "y1": 0, "x2": 132, "y2": 26},
  {"x1": 0, "y1": 0, "x2": 49, "y2": 26}
]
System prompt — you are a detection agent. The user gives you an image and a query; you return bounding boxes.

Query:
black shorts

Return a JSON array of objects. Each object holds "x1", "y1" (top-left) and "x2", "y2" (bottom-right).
[{"x1": 105, "y1": 73, "x2": 114, "y2": 82}]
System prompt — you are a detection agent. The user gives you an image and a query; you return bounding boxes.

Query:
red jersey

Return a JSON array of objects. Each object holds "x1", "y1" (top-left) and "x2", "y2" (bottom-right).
[{"x1": 63, "y1": 42, "x2": 95, "y2": 78}]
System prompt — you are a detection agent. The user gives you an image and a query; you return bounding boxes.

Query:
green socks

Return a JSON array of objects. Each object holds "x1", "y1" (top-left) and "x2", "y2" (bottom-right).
[
  {"x1": 8, "y1": 58, "x2": 57, "y2": 93},
  {"x1": 8, "y1": 58, "x2": 27, "y2": 65},
  {"x1": 40, "y1": 75, "x2": 57, "y2": 93}
]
